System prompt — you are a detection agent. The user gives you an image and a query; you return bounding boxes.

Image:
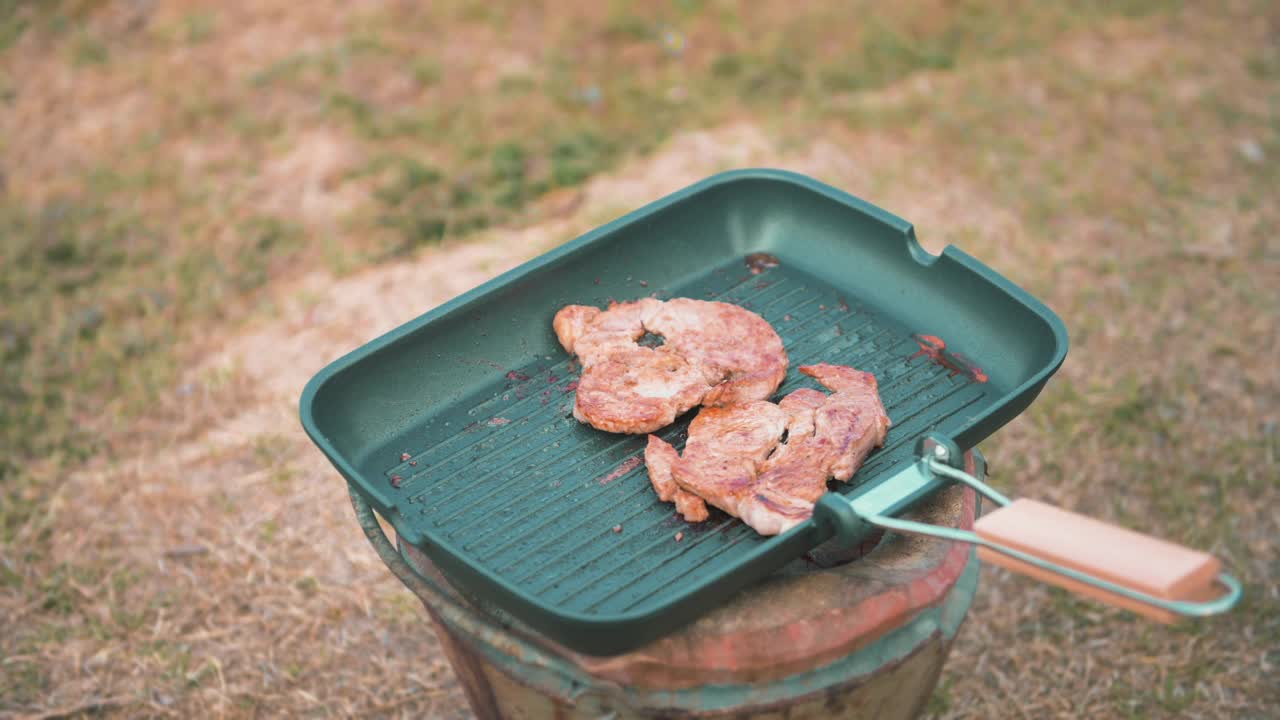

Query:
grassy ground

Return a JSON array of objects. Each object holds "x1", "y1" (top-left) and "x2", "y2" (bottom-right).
[{"x1": 1, "y1": 0, "x2": 1277, "y2": 717}]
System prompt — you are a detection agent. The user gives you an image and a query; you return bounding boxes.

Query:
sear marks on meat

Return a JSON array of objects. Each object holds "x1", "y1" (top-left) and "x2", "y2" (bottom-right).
[
  {"x1": 797, "y1": 364, "x2": 893, "y2": 482},
  {"x1": 555, "y1": 298, "x2": 658, "y2": 365},
  {"x1": 645, "y1": 363, "x2": 891, "y2": 535},
  {"x1": 553, "y1": 298, "x2": 788, "y2": 434},
  {"x1": 645, "y1": 436, "x2": 710, "y2": 522},
  {"x1": 574, "y1": 349, "x2": 707, "y2": 434},
  {"x1": 647, "y1": 401, "x2": 787, "y2": 523},
  {"x1": 643, "y1": 299, "x2": 788, "y2": 407}
]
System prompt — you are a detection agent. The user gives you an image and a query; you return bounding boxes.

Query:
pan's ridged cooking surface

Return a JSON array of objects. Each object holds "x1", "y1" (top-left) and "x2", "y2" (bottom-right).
[{"x1": 381, "y1": 259, "x2": 991, "y2": 617}]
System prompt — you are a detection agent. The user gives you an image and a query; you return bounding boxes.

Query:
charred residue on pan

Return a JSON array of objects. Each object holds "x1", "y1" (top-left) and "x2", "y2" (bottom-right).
[
  {"x1": 744, "y1": 252, "x2": 780, "y2": 275},
  {"x1": 909, "y1": 334, "x2": 989, "y2": 383},
  {"x1": 595, "y1": 455, "x2": 644, "y2": 486},
  {"x1": 504, "y1": 368, "x2": 535, "y2": 397}
]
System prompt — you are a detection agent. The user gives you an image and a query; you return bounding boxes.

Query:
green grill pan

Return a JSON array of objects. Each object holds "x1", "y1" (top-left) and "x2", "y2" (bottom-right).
[{"x1": 301, "y1": 169, "x2": 1133, "y2": 655}]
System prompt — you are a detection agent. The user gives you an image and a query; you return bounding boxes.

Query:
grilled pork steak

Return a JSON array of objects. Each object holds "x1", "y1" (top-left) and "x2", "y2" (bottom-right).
[
  {"x1": 554, "y1": 298, "x2": 787, "y2": 434},
  {"x1": 644, "y1": 436, "x2": 710, "y2": 522},
  {"x1": 645, "y1": 364, "x2": 891, "y2": 535}
]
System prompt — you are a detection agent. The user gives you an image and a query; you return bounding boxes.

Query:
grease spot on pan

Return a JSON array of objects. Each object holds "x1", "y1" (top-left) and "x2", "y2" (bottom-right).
[
  {"x1": 745, "y1": 252, "x2": 780, "y2": 274},
  {"x1": 596, "y1": 455, "x2": 643, "y2": 486}
]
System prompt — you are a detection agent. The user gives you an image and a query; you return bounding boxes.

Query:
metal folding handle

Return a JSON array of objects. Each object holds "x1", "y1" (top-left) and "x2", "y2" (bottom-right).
[{"x1": 858, "y1": 455, "x2": 1243, "y2": 621}]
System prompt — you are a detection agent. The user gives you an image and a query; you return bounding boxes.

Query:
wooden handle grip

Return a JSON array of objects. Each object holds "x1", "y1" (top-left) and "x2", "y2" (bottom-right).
[{"x1": 973, "y1": 499, "x2": 1222, "y2": 623}]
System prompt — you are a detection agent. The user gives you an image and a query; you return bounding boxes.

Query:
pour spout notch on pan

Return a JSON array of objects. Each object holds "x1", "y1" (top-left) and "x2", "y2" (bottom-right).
[{"x1": 841, "y1": 444, "x2": 1242, "y2": 623}]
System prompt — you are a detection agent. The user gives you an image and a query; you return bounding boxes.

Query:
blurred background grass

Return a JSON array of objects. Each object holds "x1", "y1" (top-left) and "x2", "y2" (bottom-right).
[{"x1": 1, "y1": 1, "x2": 1276, "y2": 717}]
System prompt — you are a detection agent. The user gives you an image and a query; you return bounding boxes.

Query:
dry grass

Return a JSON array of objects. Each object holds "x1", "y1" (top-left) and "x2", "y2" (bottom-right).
[{"x1": 2, "y1": 1, "x2": 1277, "y2": 718}]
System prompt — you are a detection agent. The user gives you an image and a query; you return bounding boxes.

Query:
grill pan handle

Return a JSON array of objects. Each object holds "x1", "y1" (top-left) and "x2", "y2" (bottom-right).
[{"x1": 857, "y1": 452, "x2": 1243, "y2": 622}]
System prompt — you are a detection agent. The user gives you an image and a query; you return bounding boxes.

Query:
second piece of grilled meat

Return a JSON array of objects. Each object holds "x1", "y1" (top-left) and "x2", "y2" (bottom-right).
[{"x1": 645, "y1": 363, "x2": 891, "y2": 535}]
